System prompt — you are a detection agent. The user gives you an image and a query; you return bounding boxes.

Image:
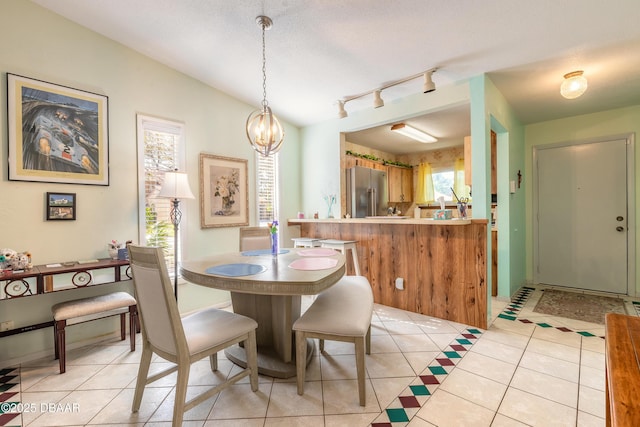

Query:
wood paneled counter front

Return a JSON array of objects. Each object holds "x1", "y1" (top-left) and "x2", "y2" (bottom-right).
[{"x1": 288, "y1": 218, "x2": 487, "y2": 329}]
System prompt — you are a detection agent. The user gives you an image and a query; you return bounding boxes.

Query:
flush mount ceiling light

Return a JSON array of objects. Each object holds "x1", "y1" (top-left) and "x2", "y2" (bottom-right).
[
  {"x1": 560, "y1": 70, "x2": 588, "y2": 99},
  {"x1": 390, "y1": 123, "x2": 437, "y2": 143},
  {"x1": 246, "y1": 15, "x2": 284, "y2": 157},
  {"x1": 336, "y1": 68, "x2": 437, "y2": 118}
]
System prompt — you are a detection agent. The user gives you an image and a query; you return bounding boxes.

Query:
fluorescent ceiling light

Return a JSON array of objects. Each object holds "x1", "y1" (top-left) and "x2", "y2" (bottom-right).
[{"x1": 390, "y1": 123, "x2": 437, "y2": 143}]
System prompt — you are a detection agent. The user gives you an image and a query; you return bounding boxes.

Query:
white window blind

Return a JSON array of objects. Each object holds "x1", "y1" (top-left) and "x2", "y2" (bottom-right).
[
  {"x1": 136, "y1": 115, "x2": 186, "y2": 279},
  {"x1": 257, "y1": 153, "x2": 279, "y2": 225}
]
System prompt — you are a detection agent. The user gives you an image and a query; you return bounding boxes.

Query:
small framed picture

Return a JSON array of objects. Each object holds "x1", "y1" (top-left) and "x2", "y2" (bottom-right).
[{"x1": 46, "y1": 192, "x2": 76, "y2": 220}]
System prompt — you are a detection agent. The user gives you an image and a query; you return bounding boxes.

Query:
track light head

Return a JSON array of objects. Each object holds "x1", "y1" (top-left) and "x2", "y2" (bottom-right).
[
  {"x1": 423, "y1": 70, "x2": 436, "y2": 93},
  {"x1": 337, "y1": 100, "x2": 348, "y2": 119},
  {"x1": 373, "y1": 90, "x2": 384, "y2": 108}
]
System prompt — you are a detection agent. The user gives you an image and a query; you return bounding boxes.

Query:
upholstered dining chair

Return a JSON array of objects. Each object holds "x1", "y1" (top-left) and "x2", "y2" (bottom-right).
[
  {"x1": 239, "y1": 226, "x2": 272, "y2": 251},
  {"x1": 127, "y1": 245, "x2": 259, "y2": 427}
]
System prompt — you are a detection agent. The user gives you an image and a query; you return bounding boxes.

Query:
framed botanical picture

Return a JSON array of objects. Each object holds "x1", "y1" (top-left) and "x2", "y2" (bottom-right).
[
  {"x1": 46, "y1": 192, "x2": 76, "y2": 220},
  {"x1": 7, "y1": 73, "x2": 109, "y2": 185},
  {"x1": 200, "y1": 153, "x2": 248, "y2": 228}
]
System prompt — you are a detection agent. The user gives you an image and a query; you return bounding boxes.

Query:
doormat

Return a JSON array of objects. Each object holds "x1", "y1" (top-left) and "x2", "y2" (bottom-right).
[{"x1": 533, "y1": 289, "x2": 627, "y2": 324}]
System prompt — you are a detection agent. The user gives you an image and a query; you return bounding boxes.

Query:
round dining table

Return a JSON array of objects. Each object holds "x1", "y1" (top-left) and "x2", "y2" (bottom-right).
[{"x1": 181, "y1": 247, "x2": 345, "y2": 378}]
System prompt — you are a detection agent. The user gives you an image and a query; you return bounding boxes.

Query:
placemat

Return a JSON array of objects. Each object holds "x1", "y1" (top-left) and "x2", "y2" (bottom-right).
[
  {"x1": 205, "y1": 263, "x2": 267, "y2": 277},
  {"x1": 241, "y1": 249, "x2": 290, "y2": 256},
  {"x1": 297, "y1": 248, "x2": 336, "y2": 257},
  {"x1": 288, "y1": 257, "x2": 338, "y2": 271}
]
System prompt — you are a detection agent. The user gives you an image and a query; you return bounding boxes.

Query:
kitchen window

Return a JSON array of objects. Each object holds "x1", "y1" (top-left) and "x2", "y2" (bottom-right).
[
  {"x1": 256, "y1": 152, "x2": 279, "y2": 226},
  {"x1": 136, "y1": 114, "x2": 186, "y2": 279},
  {"x1": 432, "y1": 168, "x2": 455, "y2": 202}
]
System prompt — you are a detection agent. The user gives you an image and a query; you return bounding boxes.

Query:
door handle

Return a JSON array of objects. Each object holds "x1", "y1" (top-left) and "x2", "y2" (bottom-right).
[
  {"x1": 616, "y1": 216, "x2": 624, "y2": 221},
  {"x1": 616, "y1": 226, "x2": 625, "y2": 232}
]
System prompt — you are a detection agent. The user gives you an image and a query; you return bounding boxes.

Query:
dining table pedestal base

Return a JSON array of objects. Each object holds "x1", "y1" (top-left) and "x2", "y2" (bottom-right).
[
  {"x1": 229, "y1": 292, "x2": 315, "y2": 378},
  {"x1": 224, "y1": 339, "x2": 314, "y2": 379}
]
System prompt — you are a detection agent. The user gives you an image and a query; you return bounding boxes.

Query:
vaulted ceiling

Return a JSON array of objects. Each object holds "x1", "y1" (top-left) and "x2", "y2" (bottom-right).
[{"x1": 33, "y1": 0, "x2": 640, "y2": 151}]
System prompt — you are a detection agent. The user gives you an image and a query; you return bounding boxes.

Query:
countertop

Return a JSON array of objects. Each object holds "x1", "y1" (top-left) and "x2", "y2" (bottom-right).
[{"x1": 288, "y1": 217, "x2": 485, "y2": 226}]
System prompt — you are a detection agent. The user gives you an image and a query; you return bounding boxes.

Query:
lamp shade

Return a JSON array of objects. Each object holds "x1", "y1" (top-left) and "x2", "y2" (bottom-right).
[{"x1": 158, "y1": 171, "x2": 195, "y2": 199}]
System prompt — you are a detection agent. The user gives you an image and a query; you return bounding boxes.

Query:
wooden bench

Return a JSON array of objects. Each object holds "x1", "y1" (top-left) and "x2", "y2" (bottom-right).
[
  {"x1": 605, "y1": 313, "x2": 640, "y2": 426},
  {"x1": 52, "y1": 291, "x2": 138, "y2": 373},
  {"x1": 293, "y1": 275, "x2": 373, "y2": 406}
]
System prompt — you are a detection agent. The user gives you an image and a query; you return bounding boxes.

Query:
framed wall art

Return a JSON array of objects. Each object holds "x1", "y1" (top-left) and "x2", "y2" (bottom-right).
[
  {"x1": 46, "y1": 192, "x2": 76, "y2": 220},
  {"x1": 199, "y1": 153, "x2": 248, "y2": 228},
  {"x1": 7, "y1": 73, "x2": 109, "y2": 185}
]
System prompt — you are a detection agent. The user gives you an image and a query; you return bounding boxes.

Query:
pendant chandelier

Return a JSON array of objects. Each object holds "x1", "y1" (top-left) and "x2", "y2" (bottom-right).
[{"x1": 246, "y1": 15, "x2": 284, "y2": 157}]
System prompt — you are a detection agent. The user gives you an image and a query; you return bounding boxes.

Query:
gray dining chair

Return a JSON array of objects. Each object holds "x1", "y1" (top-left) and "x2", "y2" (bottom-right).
[
  {"x1": 239, "y1": 226, "x2": 271, "y2": 251},
  {"x1": 127, "y1": 244, "x2": 258, "y2": 427}
]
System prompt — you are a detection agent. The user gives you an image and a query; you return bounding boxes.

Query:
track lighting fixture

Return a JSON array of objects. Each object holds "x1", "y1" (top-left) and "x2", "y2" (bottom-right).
[
  {"x1": 422, "y1": 70, "x2": 436, "y2": 93},
  {"x1": 336, "y1": 68, "x2": 437, "y2": 119},
  {"x1": 560, "y1": 70, "x2": 587, "y2": 99},
  {"x1": 390, "y1": 123, "x2": 437, "y2": 143},
  {"x1": 337, "y1": 100, "x2": 348, "y2": 118},
  {"x1": 373, "y1": 90, "x2": 384, "y2": 108}
]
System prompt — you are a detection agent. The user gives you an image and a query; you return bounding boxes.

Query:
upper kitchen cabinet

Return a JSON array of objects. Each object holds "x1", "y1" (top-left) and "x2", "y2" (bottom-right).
[
  {"x1": 344, "y1": 155, "x2": 387, "y2": 171},
  {"x1": 388, "y1": 165, "x2": 413, "y2": 203}
]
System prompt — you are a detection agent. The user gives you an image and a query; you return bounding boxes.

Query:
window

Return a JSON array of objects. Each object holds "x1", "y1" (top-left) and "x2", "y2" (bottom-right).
[
  {"x1": 432, "y1": 168, "x2": 454, "y2": 202},
  {"x1": 256, "y1": 152, "x2": 279, "y2": 226},
  {"x1": 136, "y1": 115, "x2": 186, "y2": 279}
]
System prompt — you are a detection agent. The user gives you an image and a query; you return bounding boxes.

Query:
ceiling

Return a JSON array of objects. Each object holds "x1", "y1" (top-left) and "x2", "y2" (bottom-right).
[{"x1": 32, "y1": 0, "x2": 640, "y2": 152}]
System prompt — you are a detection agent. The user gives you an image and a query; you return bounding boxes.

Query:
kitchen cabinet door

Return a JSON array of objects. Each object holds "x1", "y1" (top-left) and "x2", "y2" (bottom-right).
[{"x1": 388, "y1": 166, "x2": 413, "y2": 203}]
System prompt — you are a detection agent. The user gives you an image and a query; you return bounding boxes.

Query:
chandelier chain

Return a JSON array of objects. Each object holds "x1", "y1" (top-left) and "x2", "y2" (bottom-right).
[{"x1": 261, "y1": 21, "x2": 268, "y2": 108}]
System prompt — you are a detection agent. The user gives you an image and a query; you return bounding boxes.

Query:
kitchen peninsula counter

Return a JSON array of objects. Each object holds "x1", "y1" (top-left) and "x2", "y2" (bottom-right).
[{"x1": 288, "y1": 217, "x2": 488, "y2": 329}]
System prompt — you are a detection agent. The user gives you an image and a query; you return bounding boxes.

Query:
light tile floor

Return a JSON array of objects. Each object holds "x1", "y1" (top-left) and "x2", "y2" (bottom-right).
[{"x1": 3, "y1": 285, "x2": 636, "y2": 427}]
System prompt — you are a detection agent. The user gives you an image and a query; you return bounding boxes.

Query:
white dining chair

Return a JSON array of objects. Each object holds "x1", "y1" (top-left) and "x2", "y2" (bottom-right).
[{"x1": 127, "y1": 245, "x2": 259, "y2": 427}]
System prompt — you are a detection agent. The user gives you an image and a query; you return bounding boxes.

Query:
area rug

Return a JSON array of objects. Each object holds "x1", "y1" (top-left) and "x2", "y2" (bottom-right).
[{"x1": 533, "y1": 289, "x2": 627, "y2": 324}]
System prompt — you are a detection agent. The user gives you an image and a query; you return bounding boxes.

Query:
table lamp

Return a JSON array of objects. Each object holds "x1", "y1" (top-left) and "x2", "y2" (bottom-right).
[{"x1": 158, "y1": 169, "x2": 195, "y2": 299}]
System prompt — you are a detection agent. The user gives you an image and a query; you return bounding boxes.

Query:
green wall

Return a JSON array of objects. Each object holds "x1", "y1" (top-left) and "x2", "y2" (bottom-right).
[
  {"x1": 481, "y1": 76, "x2": 526, "y2": 298},
  {"x1": 0, "y1": 0, "x2": 302, "y2": 364},
  {"x1": 525, "y1": 105, "x2": 640, "y2": 295}
]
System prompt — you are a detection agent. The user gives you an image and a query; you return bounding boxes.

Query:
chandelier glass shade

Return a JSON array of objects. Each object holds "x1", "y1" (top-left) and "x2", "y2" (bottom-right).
[{"x1": 246, "y1": 15, "x2": 284, "y2": 157}]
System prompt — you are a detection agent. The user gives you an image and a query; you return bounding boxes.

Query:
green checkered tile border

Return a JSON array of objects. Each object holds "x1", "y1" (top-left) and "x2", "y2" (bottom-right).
[{"x1": 370, "y1": 328, "x2": 483, "y2": 426}]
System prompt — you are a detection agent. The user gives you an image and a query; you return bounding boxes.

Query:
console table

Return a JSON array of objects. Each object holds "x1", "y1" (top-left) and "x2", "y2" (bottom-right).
[{"x1": 0, "y1": 258, "x2": 130, "y2": 337}]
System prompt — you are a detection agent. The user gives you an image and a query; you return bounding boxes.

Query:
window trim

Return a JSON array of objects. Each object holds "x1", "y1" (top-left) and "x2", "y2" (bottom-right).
[{"x1": 136, "y1": 114, "x2": 187, "y2": 281}]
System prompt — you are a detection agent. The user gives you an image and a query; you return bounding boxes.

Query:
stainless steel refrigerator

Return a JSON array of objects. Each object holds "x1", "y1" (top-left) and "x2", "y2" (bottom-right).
[{"x1": 346, "y1": 166, "x2": 388, "y2": 218}]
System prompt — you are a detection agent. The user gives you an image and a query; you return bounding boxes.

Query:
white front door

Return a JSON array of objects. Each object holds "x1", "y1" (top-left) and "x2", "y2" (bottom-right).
[{"x1": 535, "y1": 137, "x2": 630, "y2": 294}]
